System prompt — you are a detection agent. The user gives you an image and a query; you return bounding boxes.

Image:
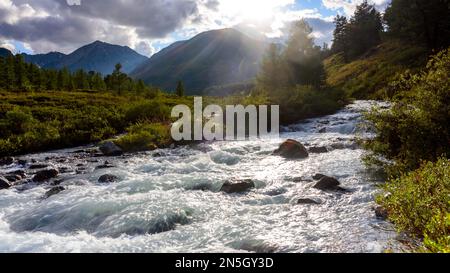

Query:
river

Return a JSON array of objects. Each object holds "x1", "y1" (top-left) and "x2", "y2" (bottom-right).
[{"x1": 0, "y1": 100, "x2": 402, "y2": 253}]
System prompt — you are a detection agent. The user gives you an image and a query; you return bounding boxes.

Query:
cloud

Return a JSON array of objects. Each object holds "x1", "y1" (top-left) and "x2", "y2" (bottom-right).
[
  {"x1": 322, "y1": 0, "x2": 390, "y2": 16},
  {"x1": 1, "y1": 0, "x2": 384, "y2": 55}
]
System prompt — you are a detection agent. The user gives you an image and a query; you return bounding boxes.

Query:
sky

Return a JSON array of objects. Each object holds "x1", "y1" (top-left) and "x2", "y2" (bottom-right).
[{"x1": 0, "y1": 0, "x2": 391, "y2": 57}]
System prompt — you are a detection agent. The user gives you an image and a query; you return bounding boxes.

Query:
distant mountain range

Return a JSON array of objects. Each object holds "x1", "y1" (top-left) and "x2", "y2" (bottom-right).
[
  {"x1": 1, "y1": 28, "x2": 268, "y2": 94},
  {"x1": 131, "y1": 28, "x2": 268, "y2": 94},
  {"x1": 19, "y1": 41, "x2": 148, "y2": 75}
]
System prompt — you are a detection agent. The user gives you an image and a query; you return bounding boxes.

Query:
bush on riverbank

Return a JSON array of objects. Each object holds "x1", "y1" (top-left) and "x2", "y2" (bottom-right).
[
  {"x1": 365, "y1": 48, "x2": 450, "y2": 252},
  {"x1": 364, "y1": 47, "x2": 450, "y2": 176},
  {"x1": 114, "y1": 123, "x2": 172, "y2": 152},
  {"x1": 378, "y1": 159, "x2": 450, "y2": 253}
]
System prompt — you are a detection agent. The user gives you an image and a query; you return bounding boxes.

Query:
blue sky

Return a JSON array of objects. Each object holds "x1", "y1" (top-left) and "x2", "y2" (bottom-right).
[{"x1": 0, "y1": 0, "x2": 390, "y2": 56}]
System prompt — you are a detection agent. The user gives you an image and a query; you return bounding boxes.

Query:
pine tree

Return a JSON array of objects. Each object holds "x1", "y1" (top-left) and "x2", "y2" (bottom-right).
[
  {"x1": 176, "y1": 81, "x2": 185, "y2": 97},
  {"x1": 331, "y1": 15, "x2": 349, "y2": 57},
  {"x1": 385, "y1": 0, "x2": 450, "y2": 51}
]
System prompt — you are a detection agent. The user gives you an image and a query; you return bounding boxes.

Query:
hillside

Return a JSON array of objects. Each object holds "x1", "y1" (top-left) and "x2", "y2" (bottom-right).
[
  {"x1": 131, "y1": 28, "x2": 267, "y2": 94},
  {"x1": 21, "y1": 41, "x2": 148, "y2": 75},
  {"x1": 324, "y1": 41, "x2": 427, "y2": 99}
]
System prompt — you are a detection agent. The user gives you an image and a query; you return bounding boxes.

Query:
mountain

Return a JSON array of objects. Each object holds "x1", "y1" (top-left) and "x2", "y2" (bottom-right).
[
  {"x1": 0, "y1": 48, "x2": 13, "y2": 58},
  {"x1": 22, "y1": 52, "x2": 66, "y2": 68},
  {"x1": 21, "y1": 41, "x2": 148, "y2": 75},
  {"x1": 131, "y1": 28, "x2": 268, "y2": 94}
]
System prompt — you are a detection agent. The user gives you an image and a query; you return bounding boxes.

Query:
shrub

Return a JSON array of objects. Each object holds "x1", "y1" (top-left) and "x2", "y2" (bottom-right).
[
  {"x1": 378, "y1": 159, "x2": 450, "y2": 252},
  {"x1": 124, "y1": 100, "x2": 171, "y2": 123},
  {"x1": 114, "y1": 123, "x2": 172, "y2": 152},
  {"x1": 364, "y1": 47, "x2": 450, "y2": 175}
]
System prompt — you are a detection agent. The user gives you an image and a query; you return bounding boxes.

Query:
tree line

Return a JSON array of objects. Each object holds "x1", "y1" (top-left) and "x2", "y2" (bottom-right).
[
  {"x1": 0, "y1": 54, "x2": 160, "y2": 96},
  {"x1": 331, "y1": 0, "x2": 450, "y2": 61}
]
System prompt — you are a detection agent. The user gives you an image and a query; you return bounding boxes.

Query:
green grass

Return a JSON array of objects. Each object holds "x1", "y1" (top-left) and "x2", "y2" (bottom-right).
[
  {"x1": 378, "y1": 159, "x2": 450, "y2": 253},
  {"x1": 325, "y1": 41, "x2": 427, "y2": 99},
  {"x1": 0, "y1": 90, "x2": 191, "y2": 156}
]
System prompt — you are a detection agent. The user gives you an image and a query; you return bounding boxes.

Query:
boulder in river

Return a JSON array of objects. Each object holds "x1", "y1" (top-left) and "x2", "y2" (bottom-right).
[
  {"x1": 4, "y1": 174, "x2": 22, "y2": 183},
  {"x1": 313, "y1": 176, "x2": 341, "y2": 191},
  {"x1": 33, "y1": 169, "x2": 59, "y2": 183},
  {"x1": 312, "y1": 174, "x2": 326, "y2": 180},
  {"x1": 98, "y1": 174, "x2": 120, "y2": 183},
  {"x1": 220, "y1": 179, "x2": 255, "y2": 194},
  {"x1": 0, "y1": 177, "x2": 12, "y2": 190},
  {"x1": 45, "y1": 186, "x2": 66, "y2": 198},
  {"x1": 274, "y1": 139, "x2": 309, "y2": 159},
  {"x1": 0, "y1": 157, "x2": 14, "y2": 166},
  {"x1": 99, "y1": 141, "x2": 123, "y2": 156}
]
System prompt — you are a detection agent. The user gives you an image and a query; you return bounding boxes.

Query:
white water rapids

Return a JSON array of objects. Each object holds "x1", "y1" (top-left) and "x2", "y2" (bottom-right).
[{"x1": 0, "y1": 101, "x2": 401, "y2": 253}]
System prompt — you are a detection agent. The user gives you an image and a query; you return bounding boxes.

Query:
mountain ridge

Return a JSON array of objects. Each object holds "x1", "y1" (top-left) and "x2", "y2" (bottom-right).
[
  {"x1": 17, "y1": 40, "x2": 148, "y2": 75},
  {"x1": 131, "y1": 28, "x2": 268, "y2": 94}
]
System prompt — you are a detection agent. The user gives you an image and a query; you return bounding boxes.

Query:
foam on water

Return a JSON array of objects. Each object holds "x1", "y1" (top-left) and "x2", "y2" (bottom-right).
[{"x1": 0, "y1": 101, "x2": 400, "y2": 253}]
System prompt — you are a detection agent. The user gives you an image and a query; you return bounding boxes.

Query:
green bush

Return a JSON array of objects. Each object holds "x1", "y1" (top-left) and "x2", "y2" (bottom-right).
[
  {"x1": 378, "y1": 159, "x2": 450, "y2": 252},
  {"x1": 114, "y1": 123, "x2": 171, "y2": 152},
  {"x1": 124, "y1": 100, "x2": 171, "y2": 123},
  {"x1": 364, "y1": 47, "x2": 450, "y2": 175}
]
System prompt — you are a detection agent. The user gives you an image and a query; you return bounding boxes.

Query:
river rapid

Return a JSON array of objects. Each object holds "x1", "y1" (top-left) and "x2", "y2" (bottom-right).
[{"x1": 0, "y1": 100, "x2": 402, "y2": 253}]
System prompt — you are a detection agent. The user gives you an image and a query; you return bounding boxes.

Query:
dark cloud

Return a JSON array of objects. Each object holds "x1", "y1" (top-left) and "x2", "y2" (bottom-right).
[{"x1": 0, "y1": 0, "x2": 203, "y2": 53}]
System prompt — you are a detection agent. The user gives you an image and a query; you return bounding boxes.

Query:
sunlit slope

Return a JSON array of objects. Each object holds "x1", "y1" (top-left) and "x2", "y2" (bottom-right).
[
  {"x1": 131, "y1": 28, "x2": 267, "y2": 94},
  {"x1": 324, "y1": 41, "x2": 426, "y2": 99}
]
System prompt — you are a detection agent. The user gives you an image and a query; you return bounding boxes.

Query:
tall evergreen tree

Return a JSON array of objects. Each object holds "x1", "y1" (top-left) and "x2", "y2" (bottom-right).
[
  {"x1": 176, "y1": 81, "x2": 185, "y2": 97},
  {"x1": 384, "y1": 0, "x2": 450, "y2": 51},
  {"x1": 331, "y1": 15, "x2": 349, "y2": 58}
]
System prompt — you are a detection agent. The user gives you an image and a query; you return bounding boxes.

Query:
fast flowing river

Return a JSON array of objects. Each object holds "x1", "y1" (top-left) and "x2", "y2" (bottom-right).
[{"x1": 0, "y1": 101, "x2": 402, "y2": 253}]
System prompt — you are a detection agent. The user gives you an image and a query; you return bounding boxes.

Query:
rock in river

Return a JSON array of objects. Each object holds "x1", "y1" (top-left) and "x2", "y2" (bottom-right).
[
  {"x1": 98, "y1": 174, "x2": 120, "y2": 183},
  {"x1": 313, "y1": 176, "x2": 341, "y2": 191},
  {"x1": 220, "y1": 179, "x2": 255, "y2": 194},
  {"x1": 309, "y1": 146, "x2": 328, "y2": 154},
  {"x1": 0, "y1": 176, "x2": 12, "y2": 190},
  {"x1": 274, "y1": 139, "x2": 309, "y2": 159},
  {"x1": 33, "y1": 169, "x2": 59, "y2": 183},
  {"x1": 0, "y1": 157, "x2": 14, "y2": 166},
  {"x1": 99, "y1": 141, "x2": 123, "y2": 156},
  {"x1": 297, "y1": 198, "x2": 321, "y2": 205},
  {"x1": 45, "y1": 186, "x2": 66, "y2": 198}
]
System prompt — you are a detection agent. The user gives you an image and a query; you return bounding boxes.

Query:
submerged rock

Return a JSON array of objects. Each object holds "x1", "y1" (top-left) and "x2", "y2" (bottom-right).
[
  {"x1": 98, "y1": 174, "x2": 120, "y2": 183},
  {"x1": 29, "y1": 164, "x2": 50, "y2": 170},
  {"x1": 33, "y1": 169, "x2": 59, "y2": 183},
  {"x1": 220, "y1": 179, "x2": 255, "y2": 194},
  {"x1": 274, "y1": 139, "x2": 309, "y2": 159},
  {"x1": 309, "y1": 146, "x2": 328, "y2": 154},
  {"x1": 0, "y1": 157, "x2": 14, "y2": 166},
  {"x1": 99, "y1": 141, "x2": 123, "y2": 156},
  {"x1": 297, "y1": 198, "x2": 321, "y2": 205},
  {"x1": 4, "y1": 174, "x2": 22, "y2": 183},
  {"x1": 8, "y1": 170, "x2": 26, "y2": 178},
  {"x1": 313, "y1": 176, "x2": 341, "y2": 191},
  {"x1": 45, "y1": 186, "x2": 66, "y2": 198},
  {"x1": 0, "y1": 177, "x2": 12, "y2": 190}
]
